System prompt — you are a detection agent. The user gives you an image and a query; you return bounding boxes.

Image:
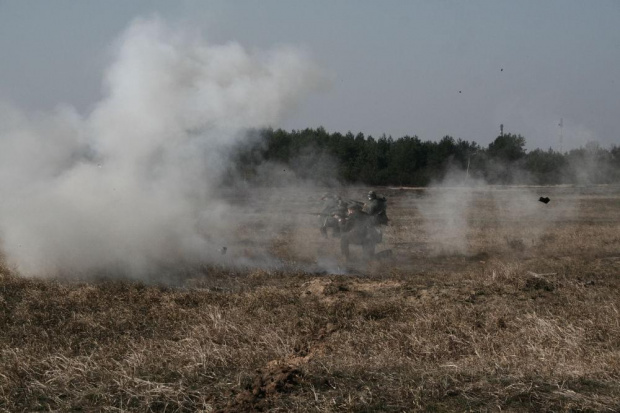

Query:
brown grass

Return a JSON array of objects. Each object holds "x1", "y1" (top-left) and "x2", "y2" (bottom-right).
[{"x1": 2, "y1": 186, "x2": 620, "y2": 412}]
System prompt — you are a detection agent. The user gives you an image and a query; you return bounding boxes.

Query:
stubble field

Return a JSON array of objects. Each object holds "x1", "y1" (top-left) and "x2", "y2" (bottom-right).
[{"x1": 1, "y1": 185, "x2": 620, "y2": 412}]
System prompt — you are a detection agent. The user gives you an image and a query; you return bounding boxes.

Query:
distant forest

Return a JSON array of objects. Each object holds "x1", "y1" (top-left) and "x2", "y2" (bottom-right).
[{"x1": 228, "y1": 127, "x2": 620, "y2": 186}]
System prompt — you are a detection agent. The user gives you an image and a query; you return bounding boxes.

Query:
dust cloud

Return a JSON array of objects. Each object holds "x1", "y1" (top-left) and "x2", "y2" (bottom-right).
[
  {"x1": 417, "y1": 167, "x2": 579, "y2": 256},
  {"x1": 417, "y1": 169, "x2": 485, "y2": 254},
  {"x1": 0, "y1": 17, "x2": 323, "y2": 278}
]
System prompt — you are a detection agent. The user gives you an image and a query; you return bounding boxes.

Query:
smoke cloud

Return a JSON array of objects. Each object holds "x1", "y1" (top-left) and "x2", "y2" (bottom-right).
[
  {"x1": 417, "y1": 167, "x2": 580, "y2": 257},
  {"x1": 0, "y1": 17, "x2": 322, "y2": 277}
]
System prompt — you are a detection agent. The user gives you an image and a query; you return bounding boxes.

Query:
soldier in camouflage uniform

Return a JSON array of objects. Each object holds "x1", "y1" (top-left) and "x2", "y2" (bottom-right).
[
  {"x1": 319, "y1": 193, "x2": 347, "y2": 237},
  {"x1": 363, "y1": 190, "x2": 389, "y2": 226},
  {"x1": 339, "y1": 203, "x2": 382, "y2": 260}
]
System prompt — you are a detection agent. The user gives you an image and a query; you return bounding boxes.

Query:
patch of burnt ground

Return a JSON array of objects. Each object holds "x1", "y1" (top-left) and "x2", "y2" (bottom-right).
[{"x1": 222, "y1": 364, "x2": 302, "y2": 412}]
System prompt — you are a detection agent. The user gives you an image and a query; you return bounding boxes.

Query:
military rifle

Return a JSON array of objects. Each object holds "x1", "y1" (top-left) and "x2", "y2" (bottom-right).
[{"x1": 302, "y1": 212, "x2": 344, "y2": 217}]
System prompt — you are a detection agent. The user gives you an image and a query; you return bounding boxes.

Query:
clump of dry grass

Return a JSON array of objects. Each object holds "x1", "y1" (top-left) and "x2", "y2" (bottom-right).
[{"x1": 2, "y1": 186, "x2": 620, "y2": 411}]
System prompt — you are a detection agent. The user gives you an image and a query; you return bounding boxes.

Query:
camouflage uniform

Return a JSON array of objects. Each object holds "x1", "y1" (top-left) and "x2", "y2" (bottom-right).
[
  {"x1": 320, "y1": 193, "x2": 339, "y2": 212},
  {"x1": 339, "y1": 204, "x2": 382, "y2": 260},
  {"x1": 363, "y1": 190, "x2": 389, "y2": 226},
  {"x1": 319, "y1": 194, "x2": 346, "y2": 237}
]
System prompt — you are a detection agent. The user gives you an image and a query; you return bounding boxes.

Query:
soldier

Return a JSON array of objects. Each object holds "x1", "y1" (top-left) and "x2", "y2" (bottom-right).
[
  {"x1": 320, "y1": 193, "x2": 339, "y2": 212},
  {"x1": 319, "y1": 193, "x2": 346, "y2": 237},
  {"x1": 363, "y1": 190, "x2": 389, "y2": 226},
  {"x1": 339, "y1": 203, "x2": 381, "y2": 260}
]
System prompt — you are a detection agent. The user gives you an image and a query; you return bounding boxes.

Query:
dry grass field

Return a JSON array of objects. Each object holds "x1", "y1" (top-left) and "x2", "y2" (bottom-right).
[{"x1": 2, "y1": 185, "x2": 620, "y2": 412}]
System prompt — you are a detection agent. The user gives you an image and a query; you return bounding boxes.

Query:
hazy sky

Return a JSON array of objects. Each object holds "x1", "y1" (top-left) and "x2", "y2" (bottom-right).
[{"x1": 1, "y1": 0, "x2": 618, "y2": 150}]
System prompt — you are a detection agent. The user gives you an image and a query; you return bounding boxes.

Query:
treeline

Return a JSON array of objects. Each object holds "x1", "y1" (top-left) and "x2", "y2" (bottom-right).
[{"x1": 228, "y1": 127, "x2": 620, "y2": 186}]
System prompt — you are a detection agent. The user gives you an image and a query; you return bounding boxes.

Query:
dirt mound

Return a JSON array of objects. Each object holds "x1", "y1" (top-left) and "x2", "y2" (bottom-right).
[
  {"x1": 301, "y1": 279, "x2": 349, "y2": 301},
  {"x1": 223, "y1": 364, "x2": 301, "y2": 412},
  {"x1": 523, "y1": 272, "x2": 555, "y2": 291},
  {"x1": 221, "y1": 315, "x2": 341, "y2": 412}
]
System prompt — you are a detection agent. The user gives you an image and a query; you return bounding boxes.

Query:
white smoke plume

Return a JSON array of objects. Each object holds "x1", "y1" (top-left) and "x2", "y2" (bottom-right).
[
  {"x1": 0, "y1": 17, "x2": 322, "y2": 277},
  {"x1": 417, "y1": 168, "x2": 486, "y2": 255},
  {"x1": 417, "y1": 167, "x2": 579, "y2": 257}
]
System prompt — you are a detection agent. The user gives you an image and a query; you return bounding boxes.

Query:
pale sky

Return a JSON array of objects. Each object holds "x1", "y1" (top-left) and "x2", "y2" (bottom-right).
[{"x1": 1, "y1": 0, "x2": 618, "y2": 150}]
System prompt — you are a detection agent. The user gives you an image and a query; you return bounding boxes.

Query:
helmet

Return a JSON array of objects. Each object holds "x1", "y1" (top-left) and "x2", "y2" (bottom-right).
[{"x1": 368, "y1": 190, "x2": 377, "y2": 200}]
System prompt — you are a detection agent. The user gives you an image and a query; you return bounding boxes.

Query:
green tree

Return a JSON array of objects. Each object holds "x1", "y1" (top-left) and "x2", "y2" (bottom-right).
[
  {"x1": 487, "y1": 133, "x2": 526, "y2": 162},
  {"x1": 524, "y1": 148, "x2": 566, "y2": 184}
]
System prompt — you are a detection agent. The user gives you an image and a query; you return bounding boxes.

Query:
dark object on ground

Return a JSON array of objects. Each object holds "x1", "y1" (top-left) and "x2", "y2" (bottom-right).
[
  {"x1": 226, "y1": 364, "x2": 301, "y2": 411},
  {"x1": 375, "y1": 249, "x2": 393, "y2": 260},
  {"x1": 539, "y1": 197, "x2": 550, "y2": 204},
  {"x1": 524, "y1": 272, "x2": 555, "y2": 292},
  {"x1": 220, "y1": 247, "x2": 227, "y2": 255}
]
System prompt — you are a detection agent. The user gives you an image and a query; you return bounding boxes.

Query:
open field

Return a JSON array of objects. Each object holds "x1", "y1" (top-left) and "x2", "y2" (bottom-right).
[{"x1": 2, "y1": 185, "x2": 620, "y2": 412}]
